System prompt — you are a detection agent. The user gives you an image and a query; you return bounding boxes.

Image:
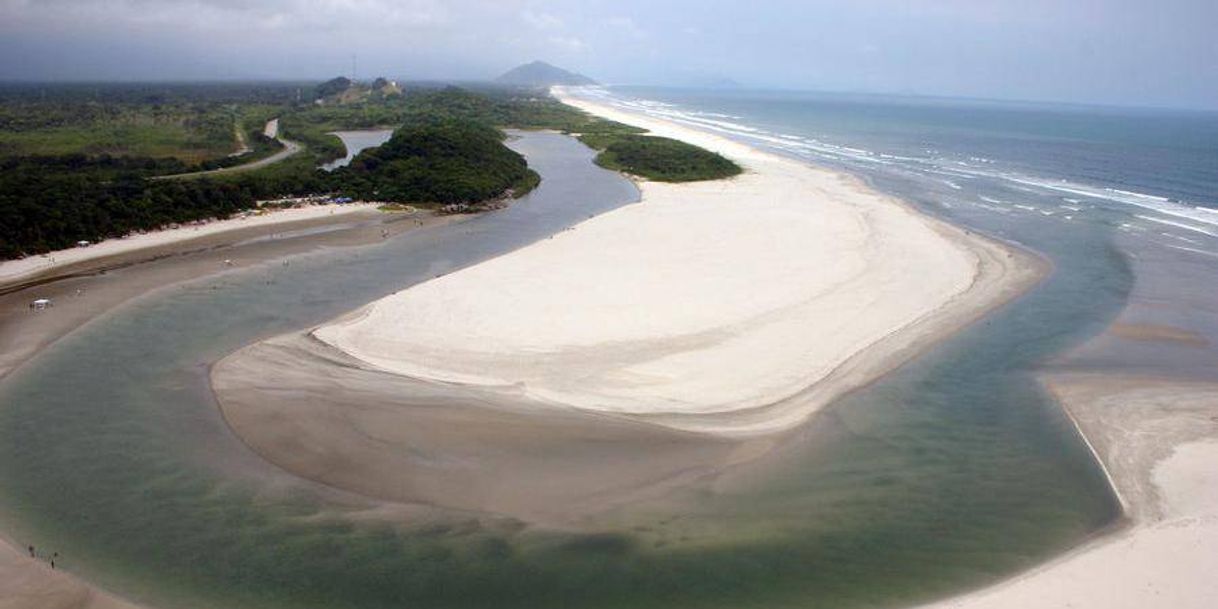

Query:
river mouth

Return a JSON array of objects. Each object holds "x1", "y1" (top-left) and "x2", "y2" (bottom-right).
[{"x1": 0, "y1": 130, "x2": 1123, "y2": 609}]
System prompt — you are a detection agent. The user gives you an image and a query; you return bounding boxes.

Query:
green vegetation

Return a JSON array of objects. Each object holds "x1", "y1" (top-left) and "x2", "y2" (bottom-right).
[
  {"x1": 0, "y1": 84, "x2": 299, "y2": 165},
  {"x1": 389, "y1": 87, "x2": 740, "y2": 182},
  {"x1": 0, "y1": 103, "x2": 237, "y2": 163},
  {"x1": 315, "y1": 77, "x2": 354, "y2": 99},
  {"x1": 334, "y1": 119, "x2": 538, "y2": 205},
  {"x1": 0, "y1": 156, "x2": 254, "y2": 257},
  {"x1": 583, "y1": 134, "x2": 742, "y2": 182},
  {"x1": 0, "y1": 80, "x2": 738, "y2": 260}
]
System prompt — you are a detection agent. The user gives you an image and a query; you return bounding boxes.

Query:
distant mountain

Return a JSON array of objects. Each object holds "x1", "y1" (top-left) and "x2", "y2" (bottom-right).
[{"x1": 496, "y1": 61, "x2": 597, "y2": 87}]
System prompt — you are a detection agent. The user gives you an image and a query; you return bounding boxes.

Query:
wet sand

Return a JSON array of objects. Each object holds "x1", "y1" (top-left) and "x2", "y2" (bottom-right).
[{"x1": 0, "y1": 207, "x2": 459, "y2": 380}]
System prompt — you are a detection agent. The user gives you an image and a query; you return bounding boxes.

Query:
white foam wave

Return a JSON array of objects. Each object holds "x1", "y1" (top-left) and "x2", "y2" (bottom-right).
[
  {"x1": 1135, "y1": 214, "x2": 1218, "y2": 239},
  {"x1": 579, "y1": 88, "x2": 1218, "y2": 234}
]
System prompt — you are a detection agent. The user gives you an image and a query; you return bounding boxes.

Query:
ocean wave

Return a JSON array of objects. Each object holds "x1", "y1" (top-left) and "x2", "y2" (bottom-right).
[
  {"x1": 1166, "y1": 245, "x2": 1218, "y2": 259},
  {"x1": 588, "y1": 88, "x2": 1218, "y2": 235},
  {"x1": 1135, "y1": 214, "x2": 1218, "y2": 239}
]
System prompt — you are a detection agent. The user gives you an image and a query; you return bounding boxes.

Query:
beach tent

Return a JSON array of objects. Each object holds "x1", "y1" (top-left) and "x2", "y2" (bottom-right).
[{"x1": 30, "y1": 298, "x2": 52, "y2": 310}]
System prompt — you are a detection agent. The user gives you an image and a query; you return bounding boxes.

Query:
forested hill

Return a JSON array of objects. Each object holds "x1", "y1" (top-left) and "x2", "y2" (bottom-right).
[
  {"x1": 334, "y1": 120, "x2": 538, "y2": 205},
  {"x1": 496, "y1": 61, "x2": 596, "y2": 87}
]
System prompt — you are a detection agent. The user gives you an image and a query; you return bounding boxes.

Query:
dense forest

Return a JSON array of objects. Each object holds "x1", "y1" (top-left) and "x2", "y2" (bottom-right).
[
  {"x1": 587, "y1": 135, "x2": 742, "y2": 182},
  {"x1": 0, "y1": 81, "x2": 740, "y2": 260},
  {"x1": 335, "y1": 119, "x2": 538, "y2": 204},
  {"x1": 0, "y1": 156, "x2": 255, "y2": 256}
]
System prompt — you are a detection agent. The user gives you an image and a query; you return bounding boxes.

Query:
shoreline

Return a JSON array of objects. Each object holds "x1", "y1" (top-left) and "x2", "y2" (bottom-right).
[
  {"x1": 1, "y1": 202, "x2": 379, "y2": 291},
  {"x1": 0, "y1": 202, "x2": 462, "y2": 381},
  {"x1": 210, "y1": 89, "x2": 1046, "y2": 529},
  {"x1": 6, "y1": 91, "x2": 1183, "y2": 609},
  {"x1": 562, "y1": 90, "x2": 1217, "y2": 609},
  {"x1": 918, "y1": 374, "x2": 1218, "y2": 609},
  {"x1": 312, "y1": 90, "x2": 1044, "y2": 435}
]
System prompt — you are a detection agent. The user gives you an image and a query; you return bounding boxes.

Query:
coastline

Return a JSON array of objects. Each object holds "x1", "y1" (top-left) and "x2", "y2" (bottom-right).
[
  {"x1": 0, "y1": 129, "x2": 624, "y2": 609},
  {"x1": 918, "y1": 374, "x2": 1218, "y2": 609},
  {"x1": 560, "y1": 89, "x2": 1217, "y2": 609},
  {"x1": 210, "y1": 89, "x2": 1045, "y2": 528},
  {"x1": 6, "y1": 89, "x2": 1183, "y2": 609},
  {"x1": 312, "y1": 90, "x2": 1043, "y2": 435}
]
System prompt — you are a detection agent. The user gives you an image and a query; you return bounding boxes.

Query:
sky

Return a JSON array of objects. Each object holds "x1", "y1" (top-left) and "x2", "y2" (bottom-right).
[{"x1": 1, "y1": 0, "x2": 1216, "y2": 110}]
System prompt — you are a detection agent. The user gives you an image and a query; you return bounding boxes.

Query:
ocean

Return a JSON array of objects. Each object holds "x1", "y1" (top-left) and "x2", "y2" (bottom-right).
[{"x1": 605, "y1": 86, "x2": 1218, "y2": 239}]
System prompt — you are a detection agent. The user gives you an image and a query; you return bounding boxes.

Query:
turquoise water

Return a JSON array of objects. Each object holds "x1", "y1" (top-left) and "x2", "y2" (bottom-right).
[{"x1": 0, "y1": 104, "x2": 1141, "y2": 609}]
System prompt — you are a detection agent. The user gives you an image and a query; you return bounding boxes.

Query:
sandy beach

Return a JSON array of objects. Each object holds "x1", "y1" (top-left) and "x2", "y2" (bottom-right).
[
  {"x1": 310, "y1": 92, "x2": 1041, "y2": 436},
  {"x1": 212, "y1": 90, "x2": 1043, "y2": 525},
  {"x1": 0, "y1": 203, "x2": 379, "y2": 289},
  {"x1": 920, "y1": 375, "x2": 1218, "y2": 609}
]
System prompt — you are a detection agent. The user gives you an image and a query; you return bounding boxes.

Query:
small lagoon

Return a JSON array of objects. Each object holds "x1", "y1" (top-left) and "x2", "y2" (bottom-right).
[{"x1": 319, "y1": 129, "x2": 395, "y2": 171}]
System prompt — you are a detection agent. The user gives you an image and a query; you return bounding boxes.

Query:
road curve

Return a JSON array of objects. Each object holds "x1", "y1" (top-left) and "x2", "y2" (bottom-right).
[{"x1": 156, "y1": 118, "x2": 302, "y2": 180}]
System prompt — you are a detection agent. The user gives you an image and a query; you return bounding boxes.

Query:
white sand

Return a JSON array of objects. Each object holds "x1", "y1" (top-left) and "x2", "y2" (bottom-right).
[
  {"x1": 0, "y1": 203, "x2": 378, "y2": 286},
  {"x1": 920, "y1": 378, "x2": 1218, "y2": 609},
  {"x1": 314, "y1": 90, "x2": 1036, "y2": 436}
]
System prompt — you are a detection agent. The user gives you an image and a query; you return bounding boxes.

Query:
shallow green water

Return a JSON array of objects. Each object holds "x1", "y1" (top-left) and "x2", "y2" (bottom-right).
[{"x1": 0, "y1": 131, "x2": 1123, "y2": 609}]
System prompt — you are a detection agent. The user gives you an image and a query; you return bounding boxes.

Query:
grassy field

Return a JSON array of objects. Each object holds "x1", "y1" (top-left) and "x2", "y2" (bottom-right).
[{"x1": 0, "y1": 104, "x2": 246, "y2": 163}]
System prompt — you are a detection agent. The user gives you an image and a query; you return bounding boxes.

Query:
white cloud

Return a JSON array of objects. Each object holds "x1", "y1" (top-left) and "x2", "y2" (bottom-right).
[
  {"x1": 521, "y1": 9, "x2": 562, "y2": 30},
  {"x1": 2, "y1": 0, "x2": 455, "y2": 33},
  {"x1": 606, "y1": 15, "x2": 645, "y2": 38},
  {"x1": 547, "y1": 35, "x2": 586, "y2": 52}
]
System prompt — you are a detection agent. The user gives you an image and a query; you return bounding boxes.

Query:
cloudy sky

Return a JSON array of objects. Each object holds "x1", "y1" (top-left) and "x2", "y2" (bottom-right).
[{"x1": 1, "y1": 0, "x2": 1215, "y2": 109}]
